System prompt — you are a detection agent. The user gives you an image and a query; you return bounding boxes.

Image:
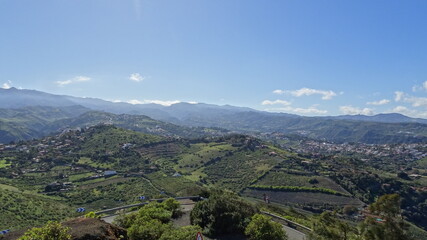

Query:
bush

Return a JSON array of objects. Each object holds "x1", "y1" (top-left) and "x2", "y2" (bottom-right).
[
  {"x1": 159, "y1": 225, "x2": 203, "y2": 240},
  {"x1": 115, "y1": 200, "x2": 201, "y2": 240},
  {"x1": 342, "y1": 205, "x2": 358, "y2": 216},
  {"x1": 245, "y1": 214, "x2": 288, "y2": 240},
  {"x1": 190, "y1": 190, "x2": 258, "y2": 236},
  {"x1": 19, "y1": 221, "x2": 71, "y2": 240},
  {"x1": 128, "y1": 219, "x2": 169, "y2": 240},
  {"x1": 309, "y1": 178, "x2": 319, "y2": 184},
  {"x1": 84, "y1": 211, "x2": 99, "y2": 218},
  {"x1": 161, "y1": 198, "x2": 183, "y2": 218}
]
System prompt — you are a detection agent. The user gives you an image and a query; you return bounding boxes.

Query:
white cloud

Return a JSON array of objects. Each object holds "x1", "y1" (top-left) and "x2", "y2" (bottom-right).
[
  {"x1": 290, "y1": 88, "x2": 337, "y2": 100},
  {"x1": 74, "y1": 76, "x2": 91, "y2": 82},
  {"x1": 265, "y1": 105, "x2": 327, "y2": 115},
  {"x1": 405, "y1": 96, "x2": 427, "y2": 107},
  {"x1": 393, "y1": 106, "x2": 413, "y2": 115},
  {"x1": 56, "y1": 76, "x2": 91, "y2": 86},
  {"x1": 1, "y1": 80, "x2": 12, "y2": 89},
  {"x1": 367, "y1": 99, "x2": 390, "y2": 105},
  {"x1": 113, "y1": 99, "x2": 191, "y2": 106},
  {"x1": 412, "y1": 81, "x2": 427, "y2": 92},
  {"x1": 261, "y1": 100, "x2": 291, "y2": 106},
  {"x1": 340, "y1": 105, "x2": 374, "y2": 115},
  {"x1": 129, "y1": 73, "x2": 145, "y2": 82},
  {"x1": 291, "y1": 106, "x2": 328, "y2": 114},
  {"x1": 127, "y1": 99, "x2": 144, "y2": 105},
  {"x1": 274, "y1": 87, "x2": 338, "y2": 100},
  {"x1": 391, "y1": 106, "x2": 427, "y2": 119},
  {"x1": 394, "y1": 91, "x2": 404, "y2": 102},
  {"x1": 272, "y1": 89, "x2": 285, "y2": 94},
  {"x1": 412, "y1": 86, "x2": 421, "y2": 92},
  {"x1": 125, "y1": 99, "x2": 181, "y2": 106}
]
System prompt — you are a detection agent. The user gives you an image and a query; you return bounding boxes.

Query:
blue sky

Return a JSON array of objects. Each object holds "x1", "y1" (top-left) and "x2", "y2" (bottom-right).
[{"x1": 1, "y1": 0, "x2": 427, "y2": 117}]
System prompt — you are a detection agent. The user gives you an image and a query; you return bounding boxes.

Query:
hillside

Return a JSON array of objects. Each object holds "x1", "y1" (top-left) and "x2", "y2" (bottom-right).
[
  {"x1": 0, "y1": 125, "x2": 426, "y2": 233},
  {"x1": 173, "y1": 111, "x2": 427, "y2": 144},
  {"x1": 0, "y1": 125, "x2": 362, "y2": 230},
  {"x1": 2, "y1": 88, "x2": 427, "y2": 144},
  {"x1": 0, "y1": 186, "x2": 73, "y2": 230},
  {"x1": 0, "y1": 106, "x2": 228, "y2": 143}
]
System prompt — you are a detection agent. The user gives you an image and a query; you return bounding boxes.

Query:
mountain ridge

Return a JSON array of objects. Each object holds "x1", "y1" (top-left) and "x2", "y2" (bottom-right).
[{"x1": 1, "y1": 88, "x2": 427, "y2": 144}]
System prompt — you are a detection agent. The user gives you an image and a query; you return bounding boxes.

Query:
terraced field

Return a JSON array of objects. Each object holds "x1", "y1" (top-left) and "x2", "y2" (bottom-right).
[
  {"x1": 255, "y1": 170, "x2": 349, "y2": 194},
  {"x1": 242, "y1": 189, "x2": 363, "y2": 208}
]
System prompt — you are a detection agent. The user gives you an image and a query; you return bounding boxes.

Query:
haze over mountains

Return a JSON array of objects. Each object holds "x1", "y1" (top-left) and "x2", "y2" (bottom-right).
[{"x1": 1, "y1": 87, "x2": 427, "y2": 144}]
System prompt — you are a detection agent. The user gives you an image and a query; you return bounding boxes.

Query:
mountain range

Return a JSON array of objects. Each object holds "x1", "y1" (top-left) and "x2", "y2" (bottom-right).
[{"x1": 1, "y1": 87, "x2": 427, "y2": 144}]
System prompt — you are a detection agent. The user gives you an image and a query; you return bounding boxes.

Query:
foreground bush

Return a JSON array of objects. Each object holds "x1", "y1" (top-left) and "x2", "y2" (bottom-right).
[
  {"x1": 245, "y1": 214, "x2": 288, "y2": 240},
  {"x1": 19, "y1": 221, "x2": 71, "y2": 240},
  {"x1": 190, "y1": 190, "x2": 258, "y2": 236},
  {"x1": 159, "y1": 225, "x2": 203, "y2": 240},
  {"x1": 115, "y1": 198, "x2": 200, "y2": 240}
]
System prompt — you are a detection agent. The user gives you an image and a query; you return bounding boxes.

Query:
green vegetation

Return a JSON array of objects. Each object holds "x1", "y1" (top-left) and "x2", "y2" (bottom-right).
[
  {"x1": 0, "y1": 189, "x2": 73, "y2": 230},
  {"x1": 0, "y1": 158, "x2": 11, "y2": 168},
  {"x1": 115, "y1": 198, "x2": 201, "y2": 240},
  {"x1": 250, "y1": 185, "x2": 349, "y2": 196},
  {"x1": 256, "y1": 170, "x2": 347, "y2": 193},
  {"x1": 0, "y1": 124, "x2": 426, "y2": 234},
  {"x1": 190, "y1": 190, "x2": 258, "y2": 236},
  {"x1": 0, "y1": 106, "x2": 228, "y2": 143},
  {"x1": 308, "y1": 194, "x2": 414, "y2": 240},
  {"x1": 18, "y1": 221, "x2": 71, "y2": 240},
  {"x1": 245, "y1": 214, "x2": 288, "y2": 240}
]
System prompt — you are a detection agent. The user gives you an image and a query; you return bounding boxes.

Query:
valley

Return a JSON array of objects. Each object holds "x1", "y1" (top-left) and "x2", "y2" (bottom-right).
[
  {"x1": 0, "y1": 123, "x2": 426, "y2": 238},
  {"x1": 1, "y1": 89, "x2": 427, "y2": 239}
]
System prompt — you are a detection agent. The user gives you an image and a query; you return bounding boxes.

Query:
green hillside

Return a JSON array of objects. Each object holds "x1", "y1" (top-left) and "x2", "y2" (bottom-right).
[
  {"x1": 0, "y1": 187, "x2": 73, "y2": 230},
  {"x1": 0, "y1": 125, "x2": 426, "y2": 233},
  {"x1": 0, "y1": 107, "x2": 228, "y2": 144}
]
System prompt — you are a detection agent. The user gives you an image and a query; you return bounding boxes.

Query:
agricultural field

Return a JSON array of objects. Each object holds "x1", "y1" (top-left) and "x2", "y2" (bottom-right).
[
  {"x1": 203, "y1": 149, "x2": 285, "y2": 192},
  {"x1": 254, "y1": 170, "x2": 349, "y2": 194},
  {"x1": 242, "y1": 189, "x2": 363, "y2": 208},
  {"x1": 145, "y1": 172, "x2": 203, "y2": 197}
]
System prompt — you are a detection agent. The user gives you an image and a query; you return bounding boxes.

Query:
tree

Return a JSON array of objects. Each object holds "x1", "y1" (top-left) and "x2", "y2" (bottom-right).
[
  {"x1": 360, "y1": 194, "x2": 412, "y2": 240},
  {"x1": 245, "y1": 214, "x2": 288, "y2": 240},
  {"x1": 159, "y1": 225, "x2": 203, "y2": 240},
  {"x1": 161, "y1": 198, "x2": 182, "y2": 218},
  {"x1": 343, "y1": 205, "x2": 358, "y2": 216},
  {"x1": 190, "y1": 189, "x2": 257, "y2": 236},
  {"x1": 309, "y1": 212, "x2": 355, "y2": 240},
  {"x1": 19, "y1": 221, "x2": 71, "y2": 240},
  {"x1": 128, "y1": 219, "x2": 170, "y2": 240}
]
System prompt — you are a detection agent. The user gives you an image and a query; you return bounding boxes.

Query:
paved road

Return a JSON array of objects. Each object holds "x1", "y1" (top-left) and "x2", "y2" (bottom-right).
[
  {"x1": 283, "y1": 225, "x2": 307, "y2": 240},
  {"x1": 102, "y1": 214, "x2": 120, "y2": 224}
]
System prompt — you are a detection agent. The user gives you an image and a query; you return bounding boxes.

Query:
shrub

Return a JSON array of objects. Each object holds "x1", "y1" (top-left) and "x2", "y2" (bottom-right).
[
  {"x1": 190, "y1": 190, "x2": 258, "y2": 236},
  {"x1": 84, "y1": 211, "x2": 99, "y2": 218},
  {"x1": 128, "y1": 219, "x2": 170, "y2": 240},
  {"x1": 161, "y1": 198, "x2": 183, "y2": 218},
  {"x1": 19, "y1": 221, "x2": 71, "y2": 240},
  {"x1": 159, "y1": 225, "x2": 203, "y2": 240},
  {"x1": 245, "y1": 214, "x2": 288, "y2": 240},
  {"x1": 309, "y1": 178, "x2": 319, "y2": 184},
  {"x1": 342, "y1": 205, "x2": 358, "y2": 216}
]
